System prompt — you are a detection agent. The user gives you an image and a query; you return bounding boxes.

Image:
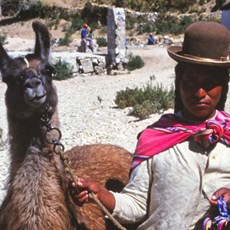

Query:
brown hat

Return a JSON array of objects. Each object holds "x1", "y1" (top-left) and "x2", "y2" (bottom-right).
[{"x1": 167, "y1": 21, "x2": 230, "y2": 67}]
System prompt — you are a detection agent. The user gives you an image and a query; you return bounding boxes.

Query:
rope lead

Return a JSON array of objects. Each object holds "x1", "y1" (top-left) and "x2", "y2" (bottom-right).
[{"x1": 41, "y1": 108, "x2": 126, "y2": 230}]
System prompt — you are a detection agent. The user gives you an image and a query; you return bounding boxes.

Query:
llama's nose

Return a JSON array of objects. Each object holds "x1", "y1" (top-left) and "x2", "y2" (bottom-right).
[{"x1": 24, "y1": 77, "x2": 42, "y2": 89}]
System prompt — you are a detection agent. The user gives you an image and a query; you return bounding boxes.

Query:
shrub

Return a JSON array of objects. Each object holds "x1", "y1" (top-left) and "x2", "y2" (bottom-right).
[
  {"x1": 1, "y1": 0, "x2": 20, "y2": 16},
  {"x1": 115, "y1": 83, "x2": 174, "y2": 119},
  {"x1": 81, "y1": 2, "x2": 107, "y2": 27},
  {"x1": 131, "y1": 100, "x2": 160, "y2": 120},
  {"x1": 115, "y1": 87, "x2": 140, "y2": 108},
  {"x1": 70, "y1": 15, "x2": 84, "y2": 31},
  {"x1": 156, "y1": 15, "x2": 192, "y2": 35},
  {"x1": 53, "y1": 59, "x2": 74, "y2": 80},
  {"x1": 96, "y1": 37, "x2": 107, "y2": 47},
  {"x1": 113, "y1": 0, "x2": 126, "y2": 7},
  {"x1": 138, "y1": 23, "x2": 156, "y2": 34},
  {"x1": 125, "y1": 54, "x2": 145, "y2": 71},
  {"x1": 0, "y1": 34, "x2": 7, "y2": 45},
  {"x1": 58, "y1": 34, "x2": 71, "y2": 46}
]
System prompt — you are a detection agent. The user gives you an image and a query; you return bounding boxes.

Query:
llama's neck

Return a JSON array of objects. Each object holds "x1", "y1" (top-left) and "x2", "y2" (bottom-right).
[
  {"x1": 7, "y1": 108, "x2": 60, "y2": 178},
  {"x1": 0, "y1": 109, "x2": 73, "y2": 229}
]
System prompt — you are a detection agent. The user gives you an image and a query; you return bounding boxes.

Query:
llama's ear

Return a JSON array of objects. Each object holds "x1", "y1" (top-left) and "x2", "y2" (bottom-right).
[
  {"x1": 0, "y1": 42, "x2": 10, "y2": 72},
  {"x1": 32, "y1": 21, "x2": 51, "y2": 61}
]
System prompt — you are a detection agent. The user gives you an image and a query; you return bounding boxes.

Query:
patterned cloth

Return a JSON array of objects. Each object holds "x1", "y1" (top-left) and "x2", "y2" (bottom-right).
[{"x1": 131, "y1": 110, "x2": 230, "y2": 171}]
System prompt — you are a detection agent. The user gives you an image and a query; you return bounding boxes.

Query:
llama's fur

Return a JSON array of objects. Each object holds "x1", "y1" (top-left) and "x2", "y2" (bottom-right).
[{"x1": 0, "y1": 21, "x2": 133, "y2": 230}]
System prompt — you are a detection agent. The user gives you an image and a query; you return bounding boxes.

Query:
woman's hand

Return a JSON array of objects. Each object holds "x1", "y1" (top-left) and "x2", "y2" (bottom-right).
[
  {"x1": 210, "y1": 187, "x2": 230, "y2": 208},
  {"x1": 68, "y1": 178, "x2": 116, "y2": 212},
  {"x1": 68, "y1": 178, "x2": 101, "y2": 204}
]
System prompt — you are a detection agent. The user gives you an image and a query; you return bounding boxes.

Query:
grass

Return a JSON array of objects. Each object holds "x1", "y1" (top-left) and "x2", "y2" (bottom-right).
[
  {"x1": 115, "y1": 83, "x2": 174, "y2": 119},
  {"x1": 53, "y1": 59, "x2": 74, "y2": 80},
  {"x1": 125, "y1": 54, "x2": 145, "y2": 71}
]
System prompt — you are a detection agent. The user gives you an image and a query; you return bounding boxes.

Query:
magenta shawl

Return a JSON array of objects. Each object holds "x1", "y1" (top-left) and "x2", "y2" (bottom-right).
[{"x1": 131, "y1": 110, "x2": 230, "y2": 171}]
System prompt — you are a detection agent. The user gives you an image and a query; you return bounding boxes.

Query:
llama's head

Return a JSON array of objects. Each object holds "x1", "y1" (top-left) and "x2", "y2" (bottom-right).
[{"x1": 0, "y1": 21, "x2": 57, "y2": 120}]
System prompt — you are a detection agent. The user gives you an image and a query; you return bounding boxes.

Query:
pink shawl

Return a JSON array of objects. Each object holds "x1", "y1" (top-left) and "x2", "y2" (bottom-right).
[{"x1": 131, "y1": 110, "x2": 230, "y2": 171}]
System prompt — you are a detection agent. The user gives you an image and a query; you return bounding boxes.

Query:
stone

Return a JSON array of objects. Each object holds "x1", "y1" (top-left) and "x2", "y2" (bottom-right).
[{"x1": 80, "y1": 58, "x2": 94, "y2": 73}]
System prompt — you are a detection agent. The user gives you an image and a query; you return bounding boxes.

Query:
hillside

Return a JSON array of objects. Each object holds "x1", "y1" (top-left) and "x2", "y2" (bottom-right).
[
  {"x1": 0, "y1": 0, "x2": 219, "y2": 47},
  {"x1": 41, "y1": 0, "x2": 92, "y2": 8},
  {"x1": 40, "y1": 0, "x2": 216, "y2": 12}
]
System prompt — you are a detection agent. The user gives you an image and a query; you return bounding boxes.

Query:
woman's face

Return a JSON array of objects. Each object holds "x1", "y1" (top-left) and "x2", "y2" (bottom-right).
[{"x1": 180, "y1": 65, "x2": 227, "y2": 121}]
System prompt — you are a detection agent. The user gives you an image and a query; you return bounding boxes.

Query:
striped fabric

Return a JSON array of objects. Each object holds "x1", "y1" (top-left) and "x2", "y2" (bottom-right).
[{"x1": 131, "y1": 110, "x2": 230, "y2": 171}]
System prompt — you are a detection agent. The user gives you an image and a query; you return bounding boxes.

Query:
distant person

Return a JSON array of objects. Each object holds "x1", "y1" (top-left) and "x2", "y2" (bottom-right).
[
  {"x1": 163, "y1": 35, "x2": 173, "y2": 45},
  {"x1": 81, "y1": 23, "x2": 94, "y2": 52},
  {"x1": 147, "y1": 33, "x2": 155, "y2": 45}
]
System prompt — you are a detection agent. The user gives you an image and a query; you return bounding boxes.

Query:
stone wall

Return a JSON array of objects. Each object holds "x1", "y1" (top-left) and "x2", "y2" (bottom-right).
[
  {"x1": 51, "y1": 52, "x2": 107, "y2": 76},
  {"x1": 76, "y1": 55, "x2": 106, "y2": 75}
]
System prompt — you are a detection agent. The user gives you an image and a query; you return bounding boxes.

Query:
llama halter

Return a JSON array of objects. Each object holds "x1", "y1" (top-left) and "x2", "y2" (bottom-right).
[{"x1": 40, "y1": 104, "x2": 127, "y2": 230}]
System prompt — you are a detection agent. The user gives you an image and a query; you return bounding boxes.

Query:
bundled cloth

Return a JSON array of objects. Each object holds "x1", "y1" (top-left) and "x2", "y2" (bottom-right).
[{"x1": 131, "y1": 110, "x2": 230, "y2": 171}]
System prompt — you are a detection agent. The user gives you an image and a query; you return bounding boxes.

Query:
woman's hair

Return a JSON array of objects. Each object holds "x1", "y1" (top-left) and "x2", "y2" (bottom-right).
[{"x1": 174, "y1": 63, "x2": 230, "y2": 113}]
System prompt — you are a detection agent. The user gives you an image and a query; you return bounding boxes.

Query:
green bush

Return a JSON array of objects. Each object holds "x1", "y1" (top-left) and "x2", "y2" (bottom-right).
[
  {"x1": 125, "y1": 8, "x2": 193, "y2": 35},
  {"x1": 58, "y1": 34, "x2": 71, "y2": 46},
  {"x1": 138, "y1": 23, "x2": 156, "y2": 34},
  {"x1": 125, "y1": 54, "x2": 145, "y2": 71},
  {"x1": 156, "y1": 15, "x2": 193, "y2": 35},
  {"x1": 121, "y1": 0, "x2": 199, "y2": 12},
  {"x1": 114, "y1": 87, "x2": 140, "y2": 108},
  {"x1": 115, "y1": 83, "x2": 174, "y2": 119},
  {"x1": 131, "y1": 100, "x2": 160, "y2": 120},
  {"x1": 81, "y1": 2, "x2": 107, "y2": 27},
  {"x1": 53, "y1": 60, "x2": 73, "y2": 81},
  {"x1": 113, "y1": 0, "x2": 126, "y2": 7},
  {"x1": 70, "y1": 15, "x2": 84, "y2": 31},
  {"x1": 126, "y1": 14, "x2": 137, "y2": 30},
  {"x1": 1, "y1": 0, "x2": 20, "y2": 16},
  {"x1": 96, "y1": 37, "x2": 107, "y2": 47},
  {"x1": 0, "y1": 34, "x2": 7, "y2": 45}
]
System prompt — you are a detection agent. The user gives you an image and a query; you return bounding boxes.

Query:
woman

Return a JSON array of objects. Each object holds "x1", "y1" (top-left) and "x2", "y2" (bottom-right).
[{"x1": 70, "y1": 21, "x2": 230, "y2": 229}]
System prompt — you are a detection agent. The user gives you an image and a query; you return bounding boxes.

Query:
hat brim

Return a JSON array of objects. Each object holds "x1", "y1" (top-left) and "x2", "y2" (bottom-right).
[{"x1": 167, "y1": 46, "x2": 230, "y2": 67}]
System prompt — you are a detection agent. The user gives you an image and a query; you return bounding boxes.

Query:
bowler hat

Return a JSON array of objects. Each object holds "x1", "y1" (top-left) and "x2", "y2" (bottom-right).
[{"x1": 167, "y1": 21, "x2": 230, "y2": 67}]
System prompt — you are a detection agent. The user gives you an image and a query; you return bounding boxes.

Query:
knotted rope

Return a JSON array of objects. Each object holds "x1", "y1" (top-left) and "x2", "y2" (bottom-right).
[
  {"x1": 40, "y1": 106, "x2": 126, "y2": 230},
  {"x1": 194, "y1": 120, "x2": 225, "y2": 148}
]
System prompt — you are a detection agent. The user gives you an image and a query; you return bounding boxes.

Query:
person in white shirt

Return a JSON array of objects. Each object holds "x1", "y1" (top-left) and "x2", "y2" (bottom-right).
[{"x1": 70, "y1": 21, "x2": 230, "y2": 229}]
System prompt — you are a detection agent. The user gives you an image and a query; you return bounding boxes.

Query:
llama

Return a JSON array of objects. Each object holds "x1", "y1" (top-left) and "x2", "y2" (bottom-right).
[{"x1": 0, "y1": 21, "x2": 134, "y2": 230}]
